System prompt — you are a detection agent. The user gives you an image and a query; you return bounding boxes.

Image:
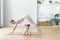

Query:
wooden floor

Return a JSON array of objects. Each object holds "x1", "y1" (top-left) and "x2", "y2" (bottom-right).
[{"x1": 0, "y1": 26, "x2": 60, "y2": 40}]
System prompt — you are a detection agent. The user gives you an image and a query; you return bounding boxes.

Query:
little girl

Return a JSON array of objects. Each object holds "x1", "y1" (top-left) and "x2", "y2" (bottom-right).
[{"x1": 24, "y1": 24, "x2": 31, "y2": 35}]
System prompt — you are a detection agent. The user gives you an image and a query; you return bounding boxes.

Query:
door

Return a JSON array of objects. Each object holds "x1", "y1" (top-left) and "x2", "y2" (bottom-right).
[{"x1": 0, "y1": 0, "x2": 1, "y2": 26}]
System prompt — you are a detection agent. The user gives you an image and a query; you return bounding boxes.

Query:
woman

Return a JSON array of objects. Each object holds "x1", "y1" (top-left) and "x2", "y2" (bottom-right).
[{"x1": 10, "y1": 15, "x2": 39, "y2": 34}]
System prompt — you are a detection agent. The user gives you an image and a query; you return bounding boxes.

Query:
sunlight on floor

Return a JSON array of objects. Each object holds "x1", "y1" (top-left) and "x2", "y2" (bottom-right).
[{"x1": 0, "y1": 26, "x2": 60, "y2": 40}]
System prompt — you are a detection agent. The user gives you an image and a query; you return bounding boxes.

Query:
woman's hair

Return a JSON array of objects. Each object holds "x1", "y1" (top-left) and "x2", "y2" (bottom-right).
[
  {"x1": 10, "y1": 20, "x2": 16, "y2": 24},
  {"x1": 10, "y1": 20, "x2": 15, "y2": 22}
]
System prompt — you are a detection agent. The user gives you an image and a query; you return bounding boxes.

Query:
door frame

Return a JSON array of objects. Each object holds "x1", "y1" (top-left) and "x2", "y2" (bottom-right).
[{"x1": 1, "y1": 0, "x2": 3, "y2": 27}]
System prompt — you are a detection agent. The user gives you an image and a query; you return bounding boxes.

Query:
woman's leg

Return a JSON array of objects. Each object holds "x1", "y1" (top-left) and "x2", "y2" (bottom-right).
[
  {"x1": 25, "y1": 15, "x2": 41, "y2": 34},
  {"x1": 25, "y1": 15, "x2": 37, "y2": 26}
]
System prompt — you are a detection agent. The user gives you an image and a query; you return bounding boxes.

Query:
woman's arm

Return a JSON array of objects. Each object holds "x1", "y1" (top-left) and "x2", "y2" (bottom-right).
[{"x1": 11, "y1": 23, "x2": 18, "y2": 34}]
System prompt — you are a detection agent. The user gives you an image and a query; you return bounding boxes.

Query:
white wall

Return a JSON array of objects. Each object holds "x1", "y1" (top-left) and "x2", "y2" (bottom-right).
[{"x1": 3, "y1": 0, "x2": 37, "y2": 26}]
